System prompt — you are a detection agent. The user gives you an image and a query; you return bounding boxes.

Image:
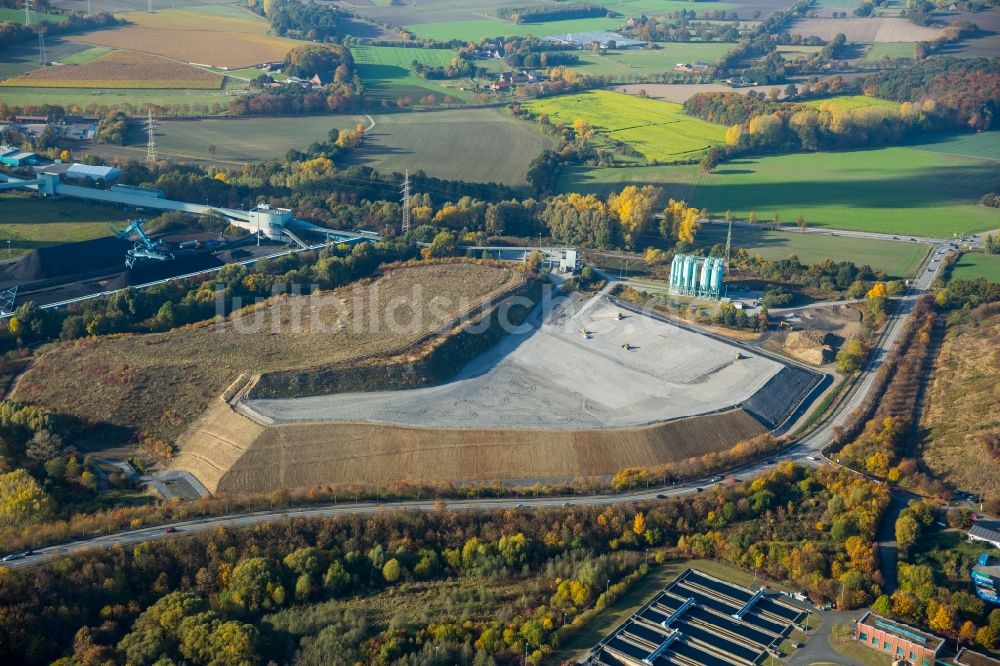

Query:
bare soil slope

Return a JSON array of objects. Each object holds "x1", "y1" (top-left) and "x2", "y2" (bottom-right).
[
  {"x1": 13, "y1": 262, "x2": 523, "y2": 444},
  {"x1": 174, "y1": 391, "x2": 767, "y2": 494},
  {"x1": 919, "y1": 306, "x2": 1000, "y2": 502}
]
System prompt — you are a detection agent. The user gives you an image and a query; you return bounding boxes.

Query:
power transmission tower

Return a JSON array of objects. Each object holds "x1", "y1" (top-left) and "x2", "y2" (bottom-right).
[
  {"x1": 38, "y1": 29, "x2": 47, "y2": 66},
  {"x1": 400, "y1": 170, "x2": 411, "y2": 234},
  {"x1": 24, "y1": 0, "x2": 30, "y2": 27},
  {"x1": 87, "y1": 0, "x2": 93, "y2": 17},
  {"x1": 144, "y1": 108, "x2": 158, "y2": 163},
  {"x1": 0, "y1": 286, "x2": 17, "y2": 315},
  {"x1": 147, "y1": 0, "x2": 152, "y2": 12},
  {"x1": 724, "y1": 217, "x2": 733, "y2": 275}
]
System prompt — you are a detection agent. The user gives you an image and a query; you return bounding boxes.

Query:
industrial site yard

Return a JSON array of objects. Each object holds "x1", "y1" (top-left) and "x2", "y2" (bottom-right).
[
  {"x1": 174, "y1": 290, "x2": 815, "y2": 493},
  {"x1": 244, "y1": 294, "x2": 785, "y2": 430}
]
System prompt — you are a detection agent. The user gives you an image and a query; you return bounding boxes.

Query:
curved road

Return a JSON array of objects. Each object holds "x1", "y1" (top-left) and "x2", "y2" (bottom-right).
[{"x1": 2, "y1": 241, "x2": 952, "y2": 572}]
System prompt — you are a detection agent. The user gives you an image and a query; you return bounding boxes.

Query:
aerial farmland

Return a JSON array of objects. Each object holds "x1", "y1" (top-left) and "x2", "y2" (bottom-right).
[{"x1": 0, "y1": 0, "x2": 999, "y2": 664}]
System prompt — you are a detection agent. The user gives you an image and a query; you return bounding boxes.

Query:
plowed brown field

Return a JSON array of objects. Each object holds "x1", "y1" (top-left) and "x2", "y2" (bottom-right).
[
  {"x1": 2, "y1": 51, "x2": 222, "y2": 88},
  {"x1": 72, "y1": 8, "x2": 298, "y2": 69}
]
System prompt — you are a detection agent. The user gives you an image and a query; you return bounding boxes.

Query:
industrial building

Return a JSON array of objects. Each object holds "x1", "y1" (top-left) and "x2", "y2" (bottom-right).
[
  {"x1": 669, "y1": 254, "x2": 724, "y2": 300},
  {"x1": 0, "y1": 146, "x2": 36, "y2": 167},
  {"x1": 956, "y1": 647, "x2": 1000, "y2": 666},
  {"x1": 854, "y1": 612, "x2": 944, "y2": 666},
  {"x1": 972, "y1": 552, "x2": 1000, "y2": 605},
  {"x1": 583, "y1": 568, "x2": 809, "y2": 666},
  {"x1": 969, "y1": 520, "x2": 1000, "y2": 549}
]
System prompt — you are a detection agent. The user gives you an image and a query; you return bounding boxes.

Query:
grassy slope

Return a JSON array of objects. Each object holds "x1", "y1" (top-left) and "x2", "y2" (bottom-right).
[
  {"x1": 950, "y1": 252, "x2": 1000, "y2": 283},
  {"x1": 14, "y1": 264, "x2": 522, "y2": 444},
  {"x1": 695, "y1": 225, "x2": 930, "y2": 277},
  {"x1": 525, "y1": 90, "x2": 725, "y2": 161},
  {"x1": 919, "y1": 308, "x2": 1000, "y2": 502},
  {"x1": 907, "y1": 130, "x2": 1000, "y2": 162},
  {"x1": 350, "y1": 44, "x2": 467, "y2": 101},
  {"x1": 562, "y1": 146, "x2": 1000, "y2": 235},
  {"x1": 0, "y1": 194, "x2": 126, "y2": 254}
]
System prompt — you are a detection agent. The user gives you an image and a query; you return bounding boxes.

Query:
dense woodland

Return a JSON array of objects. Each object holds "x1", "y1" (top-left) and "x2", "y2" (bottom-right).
[{"x1": 0, "y1": 464, "x2": 889, "y2": 665}]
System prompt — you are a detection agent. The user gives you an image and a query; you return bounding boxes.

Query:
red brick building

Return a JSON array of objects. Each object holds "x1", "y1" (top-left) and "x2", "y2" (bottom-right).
[{"x1": 854, "y1": 612, "x2": 944, "y2": 666}]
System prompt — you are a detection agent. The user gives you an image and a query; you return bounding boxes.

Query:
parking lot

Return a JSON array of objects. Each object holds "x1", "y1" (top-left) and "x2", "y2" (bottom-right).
[{"x1": 583, "y1": 569, "x2": 810, "y2": 666}]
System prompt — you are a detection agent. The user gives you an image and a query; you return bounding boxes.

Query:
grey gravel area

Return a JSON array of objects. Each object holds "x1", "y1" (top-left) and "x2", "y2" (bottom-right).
[{"x1": 243, "y1": 294, "x2": 790, "y2": 430}]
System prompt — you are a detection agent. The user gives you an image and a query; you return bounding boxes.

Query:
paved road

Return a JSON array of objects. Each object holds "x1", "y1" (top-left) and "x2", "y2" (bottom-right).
[
  {"x1": 2, "y1": 240, "x2": 954, "y2": 572},
  {"x1": 787, "y1": 610, "x2": 866, "y2": 666}
]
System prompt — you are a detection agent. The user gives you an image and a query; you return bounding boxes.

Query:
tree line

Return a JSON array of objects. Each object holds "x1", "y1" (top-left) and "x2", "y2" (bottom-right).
[{"x1": 0, "y1": 463, "x2": 890, "y2": 665}]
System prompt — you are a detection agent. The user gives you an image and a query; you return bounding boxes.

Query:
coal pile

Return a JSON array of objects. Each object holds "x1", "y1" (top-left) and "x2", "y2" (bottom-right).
[
  {"x1": 0, "y1": 237, "x2": 129, "y2": 284},
  {"x1": 105, "y1": 252, "x2": 225, "y2": 290}
]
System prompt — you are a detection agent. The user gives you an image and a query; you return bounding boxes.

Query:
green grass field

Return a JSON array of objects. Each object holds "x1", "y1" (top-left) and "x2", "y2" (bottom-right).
[
  {"x1": 151, "y1": 115, "x2": 366, "y2": 162},
  {"x1": 403, "y1": 16, "x2": 620, "y2": 42},
  {"x1": 561, "y1": 42, "x2": 737, "y2": 79},
  {"x1": 350, "y1": 44, "x2": 468, "y2": 102},
  {"x1": 561, "y1": 146, "x2": 1000, "y2": 236},
  {"x1": 149, "y1": 109, "x2": 551, "y2": 186},
  {"x1": 803, "y1": 95, "x2": 900, "y2": 111},
  {"x1": 524, "y1": 90, "x2": 725, "y2": 161},
  {"x1": 0, "y1": 83, "x2": 244, "y2": 113},
  {"x1": 863, "y1": 42, "x2": 916, "y2": 60},
  {"x1": 0, "y1": 194, "x2": 127, "y2": 255},
  {"x1": 907, "y1": 130, "x2": 1000, "y2": 162},
  {"x1": 400, "y1": 0, "x2": 738, "y2": 41},
  {"x1": 57, "y1": 46, "x2": 115, "y2": 66},
  {"x1": 0, "y1": 7, "x2": 65, "y2": 24},
  {"x1": 696, "y1": 225, "x2": 930, "y2": 277},
  {"x1": 951, "y1": 252, "x2": 1000, "y2": 283},
  {"x1": 347, "y1": 109, "x2": 553, "y2": 185}
]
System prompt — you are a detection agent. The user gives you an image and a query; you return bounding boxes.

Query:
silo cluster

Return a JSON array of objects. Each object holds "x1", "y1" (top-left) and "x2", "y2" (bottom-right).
[{"x1": 668, "y1": 254, "x2": 723, "y2": 299}]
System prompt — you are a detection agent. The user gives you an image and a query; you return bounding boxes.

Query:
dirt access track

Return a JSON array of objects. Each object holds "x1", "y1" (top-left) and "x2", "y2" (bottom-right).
[{"x1": 173, "y1": 293, "x2": 819, "y2": 494}]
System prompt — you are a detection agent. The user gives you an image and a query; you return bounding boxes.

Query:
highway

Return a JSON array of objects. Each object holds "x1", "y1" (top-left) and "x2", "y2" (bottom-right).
[{"x1": 1, "y1": 238, "x2": 954, "y2": 572}]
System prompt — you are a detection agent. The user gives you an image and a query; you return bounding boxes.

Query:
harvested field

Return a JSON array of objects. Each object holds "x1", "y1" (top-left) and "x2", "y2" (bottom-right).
[
  {"x1": 245, "y1": 296, "x2": 789, "y2": 429},
  {"x1": 920, "y1": 308, "x2": 1000, "y2": 502},
  {"x1": 175, "y1": 393, "x2": 767, "y2": 493},
  {"x1": 72, "y1": 7, "x2": 297, "y2": 69},
  {"x1": 1, "y1": 51, "x2": 223, "y2": 89},
  {"x1": 12, "y1": 262, "x2": 525, "y2": 443},
  {"x1": 788, "y1": 17, "x2": 942, "y2": 42}
]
